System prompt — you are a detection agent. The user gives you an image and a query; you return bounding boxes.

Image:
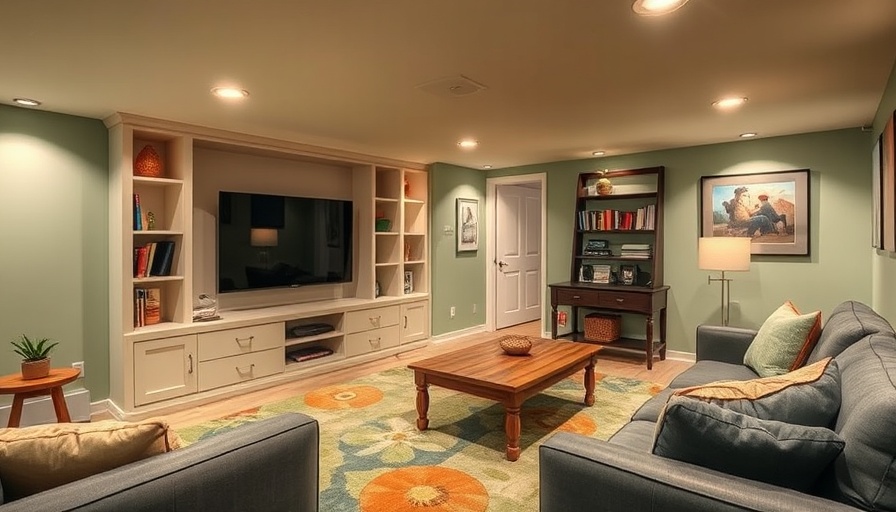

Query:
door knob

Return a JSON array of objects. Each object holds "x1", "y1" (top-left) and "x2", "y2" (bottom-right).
[{"x1": 498, "y1": 260, "x2": 508, "y2": 269}]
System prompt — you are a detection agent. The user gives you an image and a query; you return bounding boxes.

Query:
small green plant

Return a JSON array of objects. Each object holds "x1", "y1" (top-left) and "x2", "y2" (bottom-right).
[{"x1": 11, "y1": 334, "x2": 58, "y2": 362}]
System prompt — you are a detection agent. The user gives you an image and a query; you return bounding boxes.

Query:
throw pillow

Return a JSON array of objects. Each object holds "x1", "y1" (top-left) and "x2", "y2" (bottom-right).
[
  {"x1": 744, "y1": 301, "x2": 822, "y2": 377},
  {"x1": 673, "y1": 357, "x2": 840, "y2": 427},
  {"x1": 652, "y1": 396, "x2": 845, "y2": 492},
  {"x1": 0, "y1": 418, "x2": 181, "y2": 500}
]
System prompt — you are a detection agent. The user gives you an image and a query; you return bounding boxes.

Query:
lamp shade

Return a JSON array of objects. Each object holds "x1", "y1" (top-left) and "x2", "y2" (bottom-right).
[
  {"x1": 698, "y1": 237, "x2": 751, "y2": 271},
  {"x1": 250, "y1": 228, "x2": 278, "y2": 247}
]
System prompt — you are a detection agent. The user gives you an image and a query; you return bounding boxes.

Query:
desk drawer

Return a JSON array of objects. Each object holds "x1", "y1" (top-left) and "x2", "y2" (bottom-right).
[
  {"x1": 345, "y1": 306, "x2": 399, "y2": 334},
  {"x1": 344, "y1": 325, "x2": 400, "y2": 358},
  {"x1": 598, "y1": 291, "x2": 651, "y2": 313},
  {"x1": 198, "y1": 348, "x2": 284, "y2": 391},
  {"x1": 198, "y1": 323, "x2": 284, "y2": 361},
  {"x1": 554, "y1": 288, "x2": 600, "y2": 306}
]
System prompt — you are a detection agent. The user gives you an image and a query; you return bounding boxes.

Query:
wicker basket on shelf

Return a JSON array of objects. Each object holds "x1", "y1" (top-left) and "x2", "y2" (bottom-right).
[
  {"x1": 498, "y1": 335, "x2": 533, "y2": 356},
  {"x1": 584, "y1": 313, "x2": 621, "y2": 343}
]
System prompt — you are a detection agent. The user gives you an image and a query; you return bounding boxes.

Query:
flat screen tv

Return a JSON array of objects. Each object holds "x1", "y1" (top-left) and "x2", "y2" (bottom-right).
[{"x1": 217, "y1": 191, "x2": 353, "y2": 293}]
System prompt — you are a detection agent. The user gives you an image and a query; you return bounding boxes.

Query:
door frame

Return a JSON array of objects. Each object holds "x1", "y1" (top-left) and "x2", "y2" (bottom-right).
[{"x1": 485, "y1": 173, "x2": 547, "y2": 333}]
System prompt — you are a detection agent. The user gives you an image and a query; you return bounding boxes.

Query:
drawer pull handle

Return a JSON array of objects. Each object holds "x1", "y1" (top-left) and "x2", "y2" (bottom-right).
[
  {"x1": 235, "y1": 363, "x2": 256, "y2": 375},
  {"x1": 188, "y1": 354, "x2": 194, "y2": 374},
  {"x1": 235, "y1": 336, "x2": 254, "y2": 347},
  {"x1": 404, "y1": 316, "x2": 408, "y2": 329},
  {"x1": 370, "y1": 315, "x2": 382, "y2": 327},
  {"x1": 369, "y1": 337, "x2": 381, "y2": 347},
  {"x1": 572, "y1": 295, "x2": 581, "y2": 299},
  {"x1": 616, "y1": 298, "x2": 624, "y2": 303}
]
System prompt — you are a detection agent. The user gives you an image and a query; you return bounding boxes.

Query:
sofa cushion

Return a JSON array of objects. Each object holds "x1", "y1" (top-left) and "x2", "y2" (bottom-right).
[
  {"x1": 0, "y1": 418, "x2": 181, "y2": 500},
  {"x1": 607, "y1": 420, "x2": 656, "y2": 452},
  {"x1": 743, "y1": 301, "x2": 822, "y2": 377},
  {"x1": 668, "y1": 360, "x2": 758, "y2": 389},
  {"x1": 673, "y1": 357, "x2": 840, "y2": 427},
  {"x1": 807, "y1": 300, "x2": 896, "y2": 364},
  {"x1": 652, "y1": 396, "x2": 845, "y2": 492},
  {"x1": 820, "y1": 334, "x2": 896, "y2": 510}
]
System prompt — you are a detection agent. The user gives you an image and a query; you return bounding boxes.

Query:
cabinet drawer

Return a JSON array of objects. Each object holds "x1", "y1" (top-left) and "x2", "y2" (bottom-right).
[
  {"x1": 345, "y1": 306, "x2": 399, "y2": 334},
  {"x1": 554, "y1": 288, "x2": 600, "y2": 306},
  {"x1": 344, "y1": 325, "x2": 400, "y2": 358},
  {"x1": 198, "y1": 348, "x2": 284, "y2": 392},
  {"x1": 198, "y1": 323, "x2": 284, "y2": 361},
  {"x1": 598, "y1": 291, "x2": 651, "y2": 313}
]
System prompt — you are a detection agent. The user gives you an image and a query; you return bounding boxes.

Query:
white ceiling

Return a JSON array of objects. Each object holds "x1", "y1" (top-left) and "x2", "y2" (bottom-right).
[{"x1": 2, "y1": 0, "x2": 896, "y2": 169}]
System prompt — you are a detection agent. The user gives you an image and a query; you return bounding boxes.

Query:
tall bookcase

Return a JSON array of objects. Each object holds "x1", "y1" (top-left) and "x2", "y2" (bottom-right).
[{"x1": 549, "y1": 166, "x2": 669, "y2": 369}]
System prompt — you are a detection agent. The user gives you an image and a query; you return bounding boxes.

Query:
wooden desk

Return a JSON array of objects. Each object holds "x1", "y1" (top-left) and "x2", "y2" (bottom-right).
[
  {"x1": 0, "y1": 367, "x2": 80, "y2": 427},
  {"x1": 549, "y1": 282, "x2": 669, "y2": 369}
]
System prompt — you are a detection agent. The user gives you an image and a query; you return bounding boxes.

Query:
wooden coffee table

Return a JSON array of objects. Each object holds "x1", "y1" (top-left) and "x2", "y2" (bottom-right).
[{"x1": 408, "y1": 337, "x2": 600, "y2": 461}]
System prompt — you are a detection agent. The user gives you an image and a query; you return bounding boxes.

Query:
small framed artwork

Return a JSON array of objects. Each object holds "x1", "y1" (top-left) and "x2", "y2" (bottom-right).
[
  {"x1": 700, "y1": 169, "x2": 810, "y2": 256},
  {"x1": 457, "y1": 198, "x2": 479, "y2": 252},
  {"x1": 404, "y1": 270, "x2": 414, "y2": 294},
  {"x1": 873, "y1": 136, "x2": 883, "y2": 249},
  {"x1": 619, "y1": 264, "x2": 637, "y2": 285}
]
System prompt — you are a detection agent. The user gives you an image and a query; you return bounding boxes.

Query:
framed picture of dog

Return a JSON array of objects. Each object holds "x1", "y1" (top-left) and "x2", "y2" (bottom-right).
[{"x1": 700, "y1": 169, "x2": 809, "y2": 256}]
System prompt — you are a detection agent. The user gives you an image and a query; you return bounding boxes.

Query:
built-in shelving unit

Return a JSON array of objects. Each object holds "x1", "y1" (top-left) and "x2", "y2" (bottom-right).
[{"x1": 106, "y1": 113, "x2": 430, "y2": 418}]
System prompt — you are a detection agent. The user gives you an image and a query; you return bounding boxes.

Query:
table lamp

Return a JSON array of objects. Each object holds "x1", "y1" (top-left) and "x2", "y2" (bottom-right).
[
  {"x1": 250, "y1": 228, "x2": 278, "y2": 267},
  {"x1": 698, "y1": 237, "x2": 751, "y2": 326}
]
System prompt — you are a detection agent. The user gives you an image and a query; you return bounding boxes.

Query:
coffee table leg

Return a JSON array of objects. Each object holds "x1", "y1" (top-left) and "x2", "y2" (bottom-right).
[
  {"x1": 584, "y1": 357, "x2": 596, "y2": 406},
  {"x1": 505, "y1": 405, "x2": 521, "y2": 461},
  {"x1": 414, "y1": 373, "x2": 429, "y2": 430}
]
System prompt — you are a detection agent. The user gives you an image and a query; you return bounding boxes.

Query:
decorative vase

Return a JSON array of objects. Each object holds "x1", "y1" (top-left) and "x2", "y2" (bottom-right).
[
  {"x1": 21, "y1": 358, "x2": 50, "y2": 380},
  {"x1": 134, "y1": 145, "x2": 164, "y2": 178},
  {"x1": 498, "y1": 335, "x2": 532, "y2": 356},
  {"x1": 597, "y1": 177, "x2": 613, "y2": 195}
]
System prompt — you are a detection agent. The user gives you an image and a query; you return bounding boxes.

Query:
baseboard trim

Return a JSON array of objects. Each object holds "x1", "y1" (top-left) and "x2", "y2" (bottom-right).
[
  {"x1": 666, "y1": 350, "x2": 696, "y2": 363},
  {"x1": 0, "y1": 388, "x2": 91, "y2": 426},
  {"x1": 430, "y1": 324, "x2": 487, "y2": 344}
]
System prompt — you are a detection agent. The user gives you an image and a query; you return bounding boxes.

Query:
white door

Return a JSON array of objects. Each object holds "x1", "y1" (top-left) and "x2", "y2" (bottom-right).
[{"x1": 495, "y1": 184, "x2": 542, "y2": 329}]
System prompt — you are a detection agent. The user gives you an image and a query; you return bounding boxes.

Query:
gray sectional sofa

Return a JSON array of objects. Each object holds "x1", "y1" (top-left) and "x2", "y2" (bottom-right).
[
  {"x1": 0, "y1": 413, "x2": 319, "y2": 512},
  {"x1": 540, "y1": 301, "x2": 896, "y2": 511}
]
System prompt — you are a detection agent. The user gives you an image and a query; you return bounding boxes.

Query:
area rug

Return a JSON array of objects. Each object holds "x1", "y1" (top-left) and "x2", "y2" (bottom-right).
[{"x1": 177, "y1": 367, "x2": 662, "y2": 512}]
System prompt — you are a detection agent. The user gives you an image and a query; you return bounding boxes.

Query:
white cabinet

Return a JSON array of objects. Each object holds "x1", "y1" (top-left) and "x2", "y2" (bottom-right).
[
  {"x1": 199, "y1": 349, "x2": 284, "y2": 391},
  {"x1": 198, "y1": 323, "x2": 284, "y2": 361},
  {"x1": 400, "y1": 301, "x2": 428, "y2": 344},
  {"x1": 133, "y1": 335, "x2": 197, "y2": 406},
  {"x1": 198, "y1": 323, "x2": 285, "y2": 392}
]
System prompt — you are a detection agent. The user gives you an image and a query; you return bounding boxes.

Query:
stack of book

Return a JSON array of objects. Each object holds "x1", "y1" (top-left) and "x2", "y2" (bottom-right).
[
  {"x1": 577, "y1": 205, "x2": 656, "y2": 231},
  {"x1": 621, "y1": 244, "x2": 652, "y2": 259},
  {"x1": 134, "y1": 288, "x2": 161, "y2": 326},
  {"x1": 134, "y1": 241, "x2": 176, "y2": 278}
]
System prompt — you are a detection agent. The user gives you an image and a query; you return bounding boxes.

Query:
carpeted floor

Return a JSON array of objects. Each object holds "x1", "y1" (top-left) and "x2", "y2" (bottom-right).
[{"x1": 177, "y1": 367, "x2": 661, "y2": 512}]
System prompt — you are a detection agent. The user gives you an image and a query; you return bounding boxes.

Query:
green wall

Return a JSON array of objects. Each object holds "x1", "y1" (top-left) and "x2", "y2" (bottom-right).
[
  {"x1": 429, "y1": 163, "x2": 487, "y2": 335},
  {"x1": 871, "y1": 57, "x2": 896, "y2": 320},
  {"x1": 0, "y1": 104, "x2": 109, "y2": 399},
  {"x1": 433, "y1": 128, "x2": 875, "y2": 351}
]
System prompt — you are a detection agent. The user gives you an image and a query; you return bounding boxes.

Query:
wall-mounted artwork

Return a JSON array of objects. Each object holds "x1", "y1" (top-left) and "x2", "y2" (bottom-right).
[
  {"x1": 873, "y1": 136, "x2": 883, "y2": 249},
  {"x1": 457, "y1": 198, "x2": 479, "y2": 252},
  {"x1": 882, "y1": 112, "x2": 896, "y2": 252},
  {"x1": 700, "y1": 169, "x2": 809, "y2": 256}
]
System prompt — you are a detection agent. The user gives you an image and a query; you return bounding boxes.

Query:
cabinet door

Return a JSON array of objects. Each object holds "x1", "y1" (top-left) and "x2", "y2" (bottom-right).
[
  {"x1": 134, "y1": 335, "x2": 198, "y2": 406},
  {"x1": 400, "y1": 301, "x2": 428, "y2": 344}
]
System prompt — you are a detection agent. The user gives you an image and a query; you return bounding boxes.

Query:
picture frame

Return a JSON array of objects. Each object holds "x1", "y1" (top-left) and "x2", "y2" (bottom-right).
[
  {"x1": 619, "y1": 264, "x2": 637, "y2": 285},
  {"x1": 882, "y1": 112, "x2": 896, "y2": 252},
  {"x1": 456, "y1": 198, "x2": 479, "y2": 252},
  {"x1": 700, "y1": 169, "x2": 810, "y2": 256},
  {"x1": 873, "y1": 136, "x2": 883, "y2": 249},
  {"x1": 404, "y1": 270, "x2": 414, "y2": 294}
]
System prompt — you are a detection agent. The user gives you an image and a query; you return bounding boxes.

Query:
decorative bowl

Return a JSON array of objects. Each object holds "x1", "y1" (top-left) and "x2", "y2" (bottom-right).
[{"x1": 498, "y1": 335, "x2": 533, "y2": 356}]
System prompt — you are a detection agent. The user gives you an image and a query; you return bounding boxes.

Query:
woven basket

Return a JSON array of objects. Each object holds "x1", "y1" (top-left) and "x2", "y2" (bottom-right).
[
  {"x1": 134, "y1": 145, "x2": 164, "y2": 178},
  {"x1": 498, "y1": 335, "x2": 532, "y2": 356},
  {"x1": 584, "y1": 313, "x2": 621, "y2": 343}
]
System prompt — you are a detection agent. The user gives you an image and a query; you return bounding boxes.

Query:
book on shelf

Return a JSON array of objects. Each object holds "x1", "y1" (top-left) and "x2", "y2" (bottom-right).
[
  {"x1": 620, "y1": 243, "x2": 652, "y2": 259},
  {"x1": 134, "y1": 245, "x2": 149, "y2": 278},
  {"x1": 149, "y1": 241, "x2": 176, "y2": 276},
  {"x1": 133, "y1": 194, "x2": 143, "y2": 231},
  {"x1": 577, "y1": 205, "x2": 656, "y2": 231},
  {"x1": 593, "y1": 264, "x2": 611, "y2": 283},
  {"x1": 144, "y1": 288, "x2": 161, "y2": 325},
  {"x1": 134, "y1": 288, "x2": 146, "y2": 327}
]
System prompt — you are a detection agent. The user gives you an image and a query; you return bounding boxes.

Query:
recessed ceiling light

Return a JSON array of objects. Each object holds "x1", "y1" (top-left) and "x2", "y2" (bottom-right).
[
  {"x1": 211, "y1": 87, "x2": 249, "y2": 99},
  {"x1": 12, "y1": 98, "x2": 41, "y2": 107},
  {"x1": 592, "y1": 151, "x2": 605, "y2": 156},
  {"x1": 483, "y1": 165, "x2": 492, "y2": 169},
  {"x1": 712, "y1": 97, "x2": 748, "y2": 109},
  {"x1": 740, "y1": 132, "x2": 758, "y2": 138},
  {"x1": 632, "y1": 0, "x2": 689, "y2": 16},
  {"x1": 457, "y1": 139, "x2": 479, "y2": 149}
]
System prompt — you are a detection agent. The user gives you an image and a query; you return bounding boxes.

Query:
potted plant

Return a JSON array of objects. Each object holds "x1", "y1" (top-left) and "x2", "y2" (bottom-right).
[{"x1": 11, "y1": 334, "x2": 58, "y2": 380}]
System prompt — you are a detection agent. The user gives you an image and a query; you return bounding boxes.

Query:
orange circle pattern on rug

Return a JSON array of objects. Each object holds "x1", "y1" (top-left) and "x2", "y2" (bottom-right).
[
  {"x1": 359, "y1": 466, "x2": 488, "y2": 512},
  {"x1": 524, "y1": 407, "x2": 598, "y2": 436},
  {"x1": 304, "y1": 384, "x2": 384, "y2": 410}
]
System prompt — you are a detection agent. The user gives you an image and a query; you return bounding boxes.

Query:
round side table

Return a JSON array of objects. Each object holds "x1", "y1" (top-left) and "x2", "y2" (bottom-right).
[{"x1": 0, "y1": 367, "x2": 80, "y2": 427}]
